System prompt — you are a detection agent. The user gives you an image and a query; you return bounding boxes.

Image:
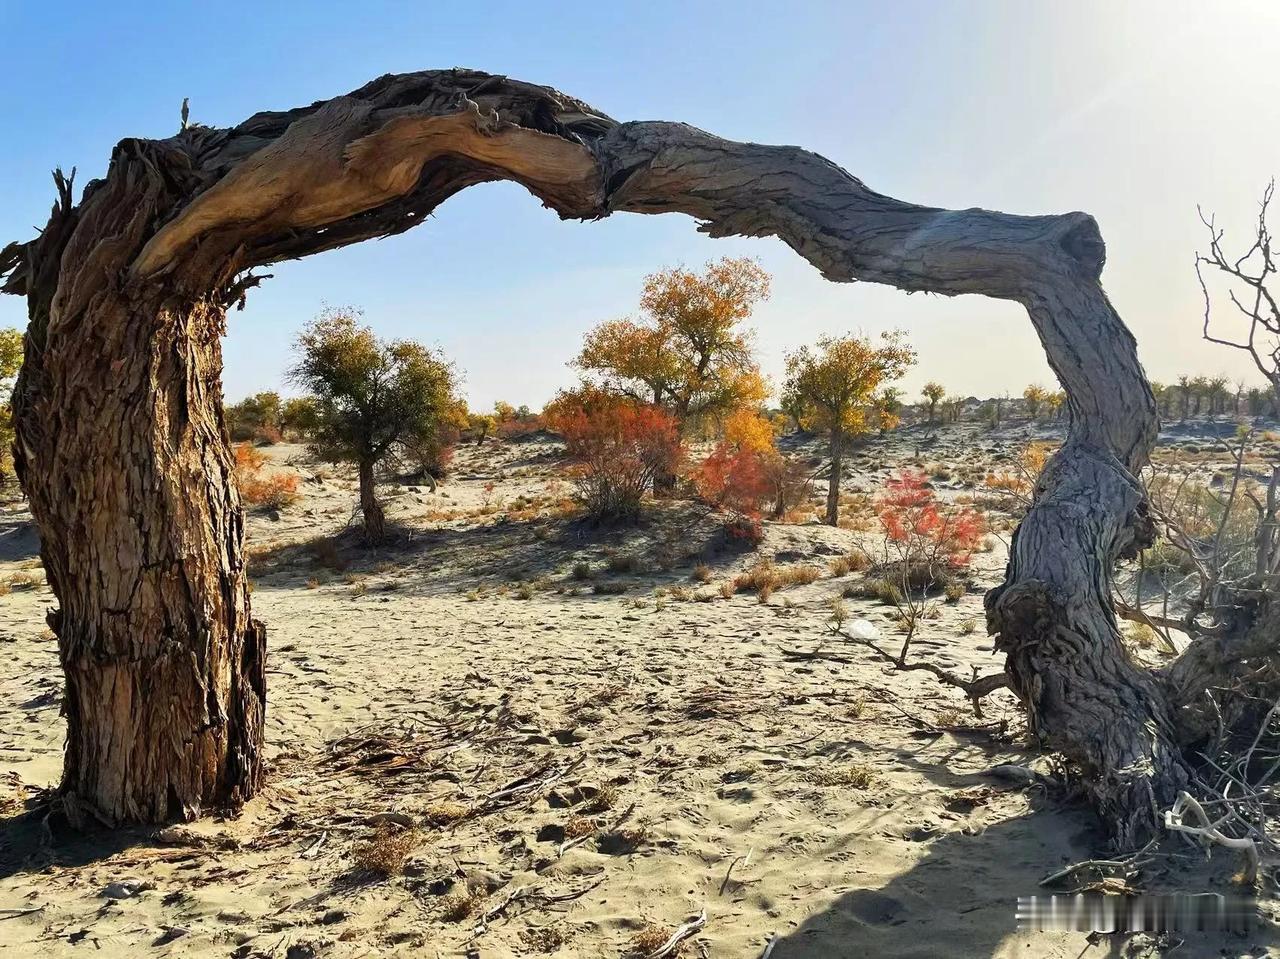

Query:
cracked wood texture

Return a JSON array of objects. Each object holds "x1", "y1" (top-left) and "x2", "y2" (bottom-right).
[{"x1": 1, "y1": 68, "x2": 1254, "y2": 839}]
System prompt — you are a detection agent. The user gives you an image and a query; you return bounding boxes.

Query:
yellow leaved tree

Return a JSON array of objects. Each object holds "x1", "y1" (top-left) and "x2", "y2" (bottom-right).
[{"x1": 783, "y1": 332, "x2": 916, "y2": 525}]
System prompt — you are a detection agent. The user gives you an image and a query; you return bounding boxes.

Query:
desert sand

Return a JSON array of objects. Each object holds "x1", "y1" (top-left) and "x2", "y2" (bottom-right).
[{"x1": 1, "y1": 424, "x2": 1275, "y2": 958}]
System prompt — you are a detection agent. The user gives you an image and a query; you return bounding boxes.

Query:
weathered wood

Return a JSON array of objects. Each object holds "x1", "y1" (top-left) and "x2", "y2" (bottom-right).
[{"x1": 1, "y1": 68, "x2": 1266, "y2": 839}]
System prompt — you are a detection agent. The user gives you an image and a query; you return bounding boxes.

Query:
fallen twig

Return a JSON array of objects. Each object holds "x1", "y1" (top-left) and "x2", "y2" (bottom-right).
[{"x1": 645, "y1": 909, "x2": 707, "y2": 959}]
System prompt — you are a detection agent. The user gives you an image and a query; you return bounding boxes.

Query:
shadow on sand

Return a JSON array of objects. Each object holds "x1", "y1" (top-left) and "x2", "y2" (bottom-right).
[{"x1": 766, "y1": 797, "x2": 1278, "y2": 959}]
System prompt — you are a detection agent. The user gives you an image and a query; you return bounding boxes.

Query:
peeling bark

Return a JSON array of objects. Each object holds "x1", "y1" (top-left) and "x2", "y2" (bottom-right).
[{"x1": 1, "y1": 68, "x2": 1262, "y2": 838}]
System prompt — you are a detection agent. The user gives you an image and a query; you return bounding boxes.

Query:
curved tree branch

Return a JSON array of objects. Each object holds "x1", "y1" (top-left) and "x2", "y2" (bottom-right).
[{"x1": 1, "y1": 68, "x2": 1185, "y2": 840}]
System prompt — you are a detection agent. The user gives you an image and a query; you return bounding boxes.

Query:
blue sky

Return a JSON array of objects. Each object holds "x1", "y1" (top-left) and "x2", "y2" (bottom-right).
[{"x1": 2, "y1": 1, "x2": 1278, "y2": 408}]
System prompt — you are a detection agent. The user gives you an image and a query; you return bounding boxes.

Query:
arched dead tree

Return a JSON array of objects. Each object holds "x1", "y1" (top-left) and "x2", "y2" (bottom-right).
[{"x1": 1, "y1": 70, "x2": 1273, "y2": 840}]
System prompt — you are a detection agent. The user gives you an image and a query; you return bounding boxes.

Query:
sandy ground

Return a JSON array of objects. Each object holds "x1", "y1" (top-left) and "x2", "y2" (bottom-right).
[{"x1": 1, "y1": 424, "x2": 1276, "y2": 958}]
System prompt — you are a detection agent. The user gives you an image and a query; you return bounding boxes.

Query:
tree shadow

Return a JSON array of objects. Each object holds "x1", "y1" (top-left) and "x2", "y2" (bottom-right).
[
  {"x1": 0, "y1": 799, "x2": 152, "y2": 883},
  {"x1": 766, "y1": 790, "x2": 1279, "y2": 959},
  {"x1": 0, "y1": 510, "x2": 39, "y2": 564},
  {"x1": 246, "y1": 501, "x2": 755, "y2": 597}
]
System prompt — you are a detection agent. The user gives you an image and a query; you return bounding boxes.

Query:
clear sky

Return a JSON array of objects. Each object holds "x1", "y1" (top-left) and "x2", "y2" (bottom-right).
[{"x1": 2, "y1": 0, "x2": 1278, "y2": 409}]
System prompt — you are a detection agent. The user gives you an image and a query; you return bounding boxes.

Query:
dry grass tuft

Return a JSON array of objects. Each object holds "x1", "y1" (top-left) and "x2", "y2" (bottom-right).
[
  {"x1": 631, "y1": 925, "x2": 680, "y2": 956},
  {"x1": 692, "y1": 563, "x2": 713, "y2": 583},
  {"x1": 582, "y1": 783, "x2": 618, "y2": 813},
  {"x1": 564, "y1": 815, "x2": 596, "y2": 839},
  {"x1": 829, "y1": 552, "x2": 870, "y2": 577},
  {"x1": 607, "y1": 552, "x2": 643, "y2": 574},
  {"x1": 808, "y1": 762, "x2": 876, "y2": 789},
  {"x1": 439, "y1": 885, "x2": 480, "y2": 922},
  {"x1": 522, "y1": 925, "x2": 570, "y2": 952},
  {"x1": 352, "y1": 826, "x2": 420, "y2": 876},
  {"x1": 732, "y1": 559, "x2": 821, "y2": 597},
  {"x1": 423, "y1": 800, "x2": 469, "y2": 827}
]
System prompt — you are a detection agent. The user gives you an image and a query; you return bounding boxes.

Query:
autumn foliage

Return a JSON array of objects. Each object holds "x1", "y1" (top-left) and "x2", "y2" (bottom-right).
[
  {"x1": 691, "y1": 444, "x2": 773, "y2": 516},
  {"x1": 877, "y1": 470, "x2": 984, "y2": 569},
  {"x1": 233, "y1": 442, "x2": 301, "y2": 510},
  {"x1": 574, "y1": 257, "x2": 770, "y2": 427},
  {"x1": 546, "y1": 390, "x2": 683, "y2": 521}
]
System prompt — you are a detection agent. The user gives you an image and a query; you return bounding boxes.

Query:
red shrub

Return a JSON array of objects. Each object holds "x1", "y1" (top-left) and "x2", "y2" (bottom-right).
[
  {"x1": 548, "y1": 394, "x2": 682, "y2": 521},
  {"x1": 877, "y1": 470, "x2": 984, "y2": 567},
  {"x1": 691, "y1": 444, "x2": 773, "y2": 517}
]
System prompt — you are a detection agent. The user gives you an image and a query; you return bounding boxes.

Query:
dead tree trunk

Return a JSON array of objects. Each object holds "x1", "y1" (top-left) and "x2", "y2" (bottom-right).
[
  {"x1": 2, "y1": 166, "x2": 265, "y2": 825},
  {"x1": 3, "y1": 69, "x2": 1270, "y2": 837}
]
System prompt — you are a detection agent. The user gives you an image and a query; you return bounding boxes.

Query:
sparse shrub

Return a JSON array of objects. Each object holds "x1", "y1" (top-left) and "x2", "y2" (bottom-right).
[
  {"x1": 1124, "y1": 622, "x2": 1158, "y2": 650},
  {"x1": 309, "y1": 536, "x2": 347, "y2": 571},
  {"x1": 439, "y1": 885, "x2": 479, "y2": 922},
  {"x1": 732, "y1": 559, "x2": 821, "y2": 596},
  {"x1": 722, "y1": 513, "x2": 764, "y2": 548},
  {"x1": 5, "y1": 572, "x2": 40, "y2": 592},
  {"x1": 582, "y1": 783, "x2": 619, "y2": 812},
  {"x1": 690, "y1": 443, "x2": 773, "y2": 516},
  {"x1": 958, "y1": 618, "x2": 977, "y2": 636},
  {"x1": 881, "y1": 471, "x2": 984, "y2": 559},
  {"x1": 632, "y1": 925, "x2": 678, "y2": 957},
  {"x1": 607, "y1": 552, "x2": 642, "y2": 574},
  {"x1": 808, "y1": 763, "x2": 875, "y2": 789},
  {"x1": 424, "y1": 800, "x2": 469, "y2": 827},
  {"x1": 692, "y1": 563, "x2": 713, "y2": 583},
  {"x1": 545, "y1": 388, "x2": 682, "y2": 522},
  {"x1": 571, "y1": 561, "x2": 593, "y2": 580},
  {"x1": 829, "y1": 552, "x2": 869, "y2": 577},
  {"x1": 240, "y1": 472, "x2": 301, "y2": 510},
  {"x1": 944, "y1": 581, "x2": 965, "y2": 603},
  {"x1": 564, "y1": 816, "x2": 596, "y2": 839},
  {"x1": 352, "y1": 826, "x2": 420, "y2": 876}
]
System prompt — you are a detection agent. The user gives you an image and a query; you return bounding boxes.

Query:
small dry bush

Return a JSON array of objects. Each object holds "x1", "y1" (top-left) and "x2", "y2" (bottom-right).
[
  {"x1": 4, "y1": 572, "x2": 40, "y2": 592},
  {"x1": 607, "y1": 552, "x2": 643, "y2": 574},
  {"x1": 241, "y1": 472, "x2": 301, "y2": 509},
  {"x1": 732, "y1": 559, "x2": 821, "y2": 596},
  {"x1": 583, "y1": 783, "x2": 619, "y2": 813},
  {"x1": 829, "y1": 552, "x2": 870, "y2": 577},
  {"x1": 423, "y1": 800, "x2": 469, "y2": 827},
  {"x1": 352, "y1": 826, "x2": 420, "y2": 876},
  {"x1": 439, "y1": 885, "x2": 480, "y2": 922},
  {"x1": 564, "y1": 815, "x2": 596, "y2": 839},
  {"x1": 808, "y1": 762, "x2": 876, "y2": 789},
  {"x1": 234, "y1": 441, "x2": 300, "y2": 509},
  {"x1": 944, "y1": 581, "x2": 965, "y2": 603},
  {"x1": 571, "y1": 561, "x2": 593, "y2": 580},
  {"x1": 1124, "y1": 622, "x2": 1158, "y2": 650},
  {"x1": 692, "y1": 563, "x2": 713, "y2": 583},
  {"x1": 522, "y1": 926, "x2": 570, "y2": 952},
  {"x1": 632, "y1": 925, "x2": 680, "y2": 956},
  {"x1": 309, "y1": 536, "x2": 348, "y2": 571}
]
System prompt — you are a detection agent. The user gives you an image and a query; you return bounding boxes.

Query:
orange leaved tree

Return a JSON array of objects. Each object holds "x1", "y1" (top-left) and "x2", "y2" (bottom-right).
[{"x1": 574, "y1": 257, "x2": 770, "y2": 483}]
